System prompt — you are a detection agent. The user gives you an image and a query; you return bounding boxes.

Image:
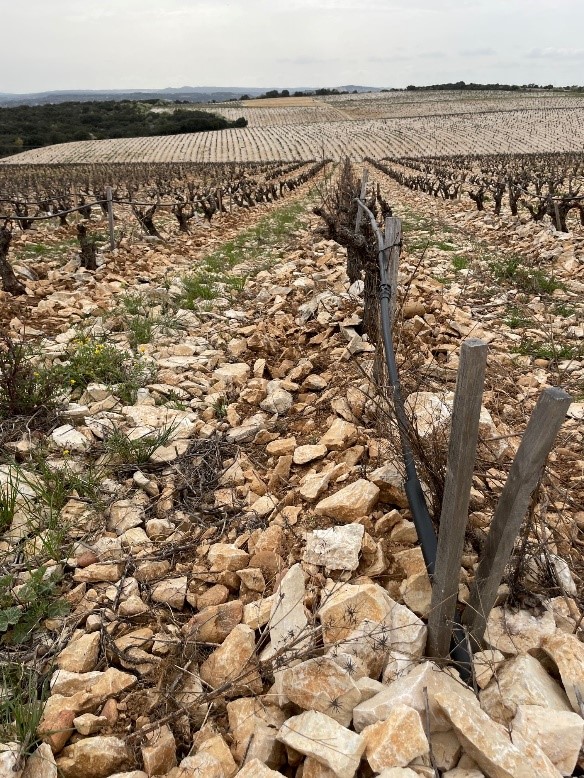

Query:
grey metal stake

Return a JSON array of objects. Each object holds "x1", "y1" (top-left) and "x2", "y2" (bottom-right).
[{"x1": 106, "y1": 186, "x2": 115, "y2": 250}]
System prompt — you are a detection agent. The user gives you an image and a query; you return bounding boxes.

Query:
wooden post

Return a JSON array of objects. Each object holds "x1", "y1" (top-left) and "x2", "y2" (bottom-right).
[
  {"x1": 553, "y1": 200, "x2": 561, "y2": 231},
  {"x1": 106, "y1": 186, "x2": 115, "y2": 250},
  {"x1": 463, "y1": 386, "x2": 572, "y2": 646},
  {"x1": 216, "y1": 187, "x2": 223, "y2": 214},
  {"x1": 384, "y1": 217, "x2": 402, "y2": 325},
  {"x1": 354, "y1": 169, "x2": 368, "y2": 233},
  {"x1": 427, "y1": 339, "x2": 488, "y2": 658}
]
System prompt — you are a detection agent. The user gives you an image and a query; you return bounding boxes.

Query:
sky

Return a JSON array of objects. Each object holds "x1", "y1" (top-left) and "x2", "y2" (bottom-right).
[{"x1": 1, "y1": 0, "x2": 583, "y2": 93}]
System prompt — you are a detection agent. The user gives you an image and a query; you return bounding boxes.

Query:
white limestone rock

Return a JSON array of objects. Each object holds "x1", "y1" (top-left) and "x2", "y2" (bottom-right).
[
  {"x1": 277, "y1": 710, "x2": 365, "y2": 778},
  {"x1": 303, "y1": 524, "x2": 364, "y2": 571},
  {"x1": 315, "y1": 479, "x2": 380, "y2": 522}
]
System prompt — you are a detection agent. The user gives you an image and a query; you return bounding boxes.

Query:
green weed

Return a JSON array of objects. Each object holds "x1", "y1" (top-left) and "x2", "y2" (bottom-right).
[
  {"x1": 491, "y1": 257, "x2": 565, "y2": 295},
  {"x1": 552, "y1": 302, "x2": 578, "y2": 318},
  {"x1": 117, "y1": 293, "x2": 180, "y2": 350},
  {"x1": 16, "y1": 237, "x2": 77, "y2": 262},
  {"x1": 491, "y1": 256, "x2": 521, "y2": 281},
  {"x1": 31, "y1": 457, "x2": 101, "y2": 512},
  {"x1": 58, "y1": 337, "x2": 155, "y2": 404},
  {"x1": 452, "y1": 254, "x2": 469, "y2": 271},
  {"x1": 0, "y1": 339, "x2": 62, "y2": 422},
  {"x1": 521, "y1": 270, "x2": 565, "y2": 295},
  {"x1": 180, "y1": 200, "x2": 306, "y2": 309},
  {"x1": 0, "y1": 664, "x2": 51, "y2": 756},
  {"x1": 103, "y1": 424, "x2": 179, "y2": 466},
  {"x1": 0, "y1": 469, "x2": 20, "y2": 534},
  {"x1": 212, "y1": 398, "x2": 228, "y2": 419},
  {"x1": 0, "y1": 566, "x2": 68, "y2": 645},
  {"x1": 512, "y1": 338, "x2": 583, "y2": 363},
  {"x1": 504, "y1": 307, "x2": 533, "y2": 329},
  {"x1": 180, "y1": 274, "x2": 218, "y2": 307}
]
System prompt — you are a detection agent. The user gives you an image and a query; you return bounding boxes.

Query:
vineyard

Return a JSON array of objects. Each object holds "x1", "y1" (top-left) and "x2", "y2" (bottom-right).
[
  {"x1": 0, "y1": 160, "x2": 328, "y2": 236},
  {"x1": 320, "y1": 88, "x2": 584, "y2": 120},
  {"x1": 369, "y1": 152, "x2": 584, "y2": 232},
  {"x1": 0, "y1": 88, "x2": 584, "y2": 775},
  {"x1": 2, "y1": 90, "x2": 584, "y2": 165},
  {"x1": 167, "y1": 90, "x2": 584, "y2": 126}
]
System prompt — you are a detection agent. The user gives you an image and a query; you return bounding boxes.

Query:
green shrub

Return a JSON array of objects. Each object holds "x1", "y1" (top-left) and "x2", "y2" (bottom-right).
[
  {"x1": 0, "y1": 339, "x2": 62, "y2": 422},
  {"x1": 0, "y1": 566, "x2": 68, "y2": 645},
  {"x1": 0, "y1": 664, "x2": 51, "y2": 755},
  {"x1": 58, "y1": 336, "x2": 155, "y2": 404},
  {"x1": 103, "y1": 424, "x2": 178, "y2": 466}
]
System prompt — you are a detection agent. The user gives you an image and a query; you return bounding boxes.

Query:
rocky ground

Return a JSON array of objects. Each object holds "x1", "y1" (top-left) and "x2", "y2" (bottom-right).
[{"x1": 0, "y1": 169, "x2": 583, "y2": 778}]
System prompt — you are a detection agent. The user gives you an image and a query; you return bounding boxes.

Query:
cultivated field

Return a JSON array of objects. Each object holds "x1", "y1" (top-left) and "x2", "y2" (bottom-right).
[
  {"x1": 1, "y1": 85, "x2": 584, "y2": 777},
  {"x1": 3, "y1": 90, "x2": 584, "y2": 165}
]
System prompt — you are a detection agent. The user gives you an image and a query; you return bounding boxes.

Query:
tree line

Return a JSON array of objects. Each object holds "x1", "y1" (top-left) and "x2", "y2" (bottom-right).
[
  {"x1": 405, "y1": 81, "x2": 583, "y2": 92},
  {"x1": 0, "y1": 101, "x2": 248, "y2": 159}
]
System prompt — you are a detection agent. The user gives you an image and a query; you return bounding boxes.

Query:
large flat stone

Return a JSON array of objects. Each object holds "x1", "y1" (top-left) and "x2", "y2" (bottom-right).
[
  {"x1": 303, "y1": 524, "x2": 364, "y2": 571},
  {"x1": 281, "y1": 657, "x2": 361, "y2": 726},
  {"x1": 318, "y1": 581, "x2": 426, "y2": 655},
  {"x1": 315, "y1": 479, "x2": 380, "y2": 522},
  {"x1": 353, "y1": 661, "x2": 476, "y2": 733},
  {"x1": 362, "y1": 704, "x2": 429, "y2": 771},
  {"x1": 277, "y1": 711, "x2": 365, "y2": 778},
  {"x1": 435, "y1": 692, "x2": 559, "y2": 778},
  {"x1": 512, "y1": 704, "x2": 584, "y2": 776},
  {"x1": 542, "y1": 632, "x2": 584, "y2": 713},
  {"x1": 56, "y1": 736, "x2": 131, "y2": 778},
  {"x1": 200, "y1": 624, "x2": 261, "y2": 697},
  {"x1": 479, "y1": 654, "x2": 572, "y2": 725}
]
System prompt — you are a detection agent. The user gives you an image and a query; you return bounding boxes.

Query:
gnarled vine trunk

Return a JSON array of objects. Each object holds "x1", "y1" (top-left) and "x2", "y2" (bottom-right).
[{"x1": 0, "y1": 227, "x2": 25, "y2": 295}]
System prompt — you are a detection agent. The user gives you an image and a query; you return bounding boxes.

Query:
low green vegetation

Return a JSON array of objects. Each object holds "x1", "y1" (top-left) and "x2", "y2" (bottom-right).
[
  {"x1": 0, "y1": 566, "x2": 68, "y2": 644},
  {"x1": 180, "y1": 200, "x2": 305, "y2": 308},
  {"x1": 0, "y1": 664, "x2": 51, "y2": 754},
  {"x1": 103, "y1": 424, "x2": 178, "y2": 466},
  {"x1": 0, "y1": 101, "x2": 248, "y2": 158},
  {"x1": 13, "y1": 237, "x2": 78, "y2": 262},
  {"x1": 491, "y1": 256, "x2": 565, "y2": 295},
  {"x1": 452, "y1": 254, "x2": 470, "y2": 271},
  {"x1": 552, "y1": 302, "x2": 578, "y2": 318},
  {"x1": 0, "y1": 339, "x2": 62, "y2": 423},
  {"x1": 512, "y1": 337, "x2": 583, "y2": 363},
  {"x1": 116, "y1": 292, "x2": 181, "y2": 351},
  {"x1": 57, "y1": 335, "x2": 156, "y2": 404},
  {"x1": 504, "y1": 306, "x2": 533, "y2": 329}
]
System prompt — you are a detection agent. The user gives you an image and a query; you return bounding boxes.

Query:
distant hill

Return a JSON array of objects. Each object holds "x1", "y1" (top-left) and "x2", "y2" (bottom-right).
[
  {"x1": 334, "y1": 85, "x2": 381, "y2": 93},
  {"x1": 0, "y1": 88, "x2": 262, "y2": 107},
  {"x1": 0, "y1": 86, "x2": 381, "y2": 107}
]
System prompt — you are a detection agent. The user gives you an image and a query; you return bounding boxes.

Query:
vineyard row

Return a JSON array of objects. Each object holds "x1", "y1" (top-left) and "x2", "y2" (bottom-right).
[
  {"x1": 0, "y1": 161, "x2": 329, "y2": 234},
  {"x1": 368, "y1": 152, "x2": 584, "y2": 232}
]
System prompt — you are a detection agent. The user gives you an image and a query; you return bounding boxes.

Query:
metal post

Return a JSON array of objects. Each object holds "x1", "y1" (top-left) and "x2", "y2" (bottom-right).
[
  {"x1": 384, "y1": 216, "x2": 402, "y2": 325},
  {"x1": 354, "y1": 169, "x2": 368, "y2": 234},
  {"x1": 106, "y1": 186, "x2": 115, "y2": 250}
]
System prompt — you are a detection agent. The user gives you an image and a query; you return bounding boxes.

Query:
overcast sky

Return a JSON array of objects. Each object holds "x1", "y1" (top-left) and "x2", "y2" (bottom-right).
[{"x1": 2, "y1": 0, "x2": 583, "y2": 93}]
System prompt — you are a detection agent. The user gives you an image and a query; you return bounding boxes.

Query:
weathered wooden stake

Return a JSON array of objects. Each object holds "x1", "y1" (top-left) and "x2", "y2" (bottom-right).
[
  {"x1": 384, "y1": 216, "x2": 402, "y2": 325},
  {"x1": 106, "y1": 186, "x2": 115, "y2": 251},
  {"x1": 427, "y1": 338, "x2": 488, "y2": 658},
  {"x1": 554, "y1": 200, "x2": 562, "y2": 231},
  {"x1": 463, "y1": 386, "x2": 572, "y2": 646}
]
